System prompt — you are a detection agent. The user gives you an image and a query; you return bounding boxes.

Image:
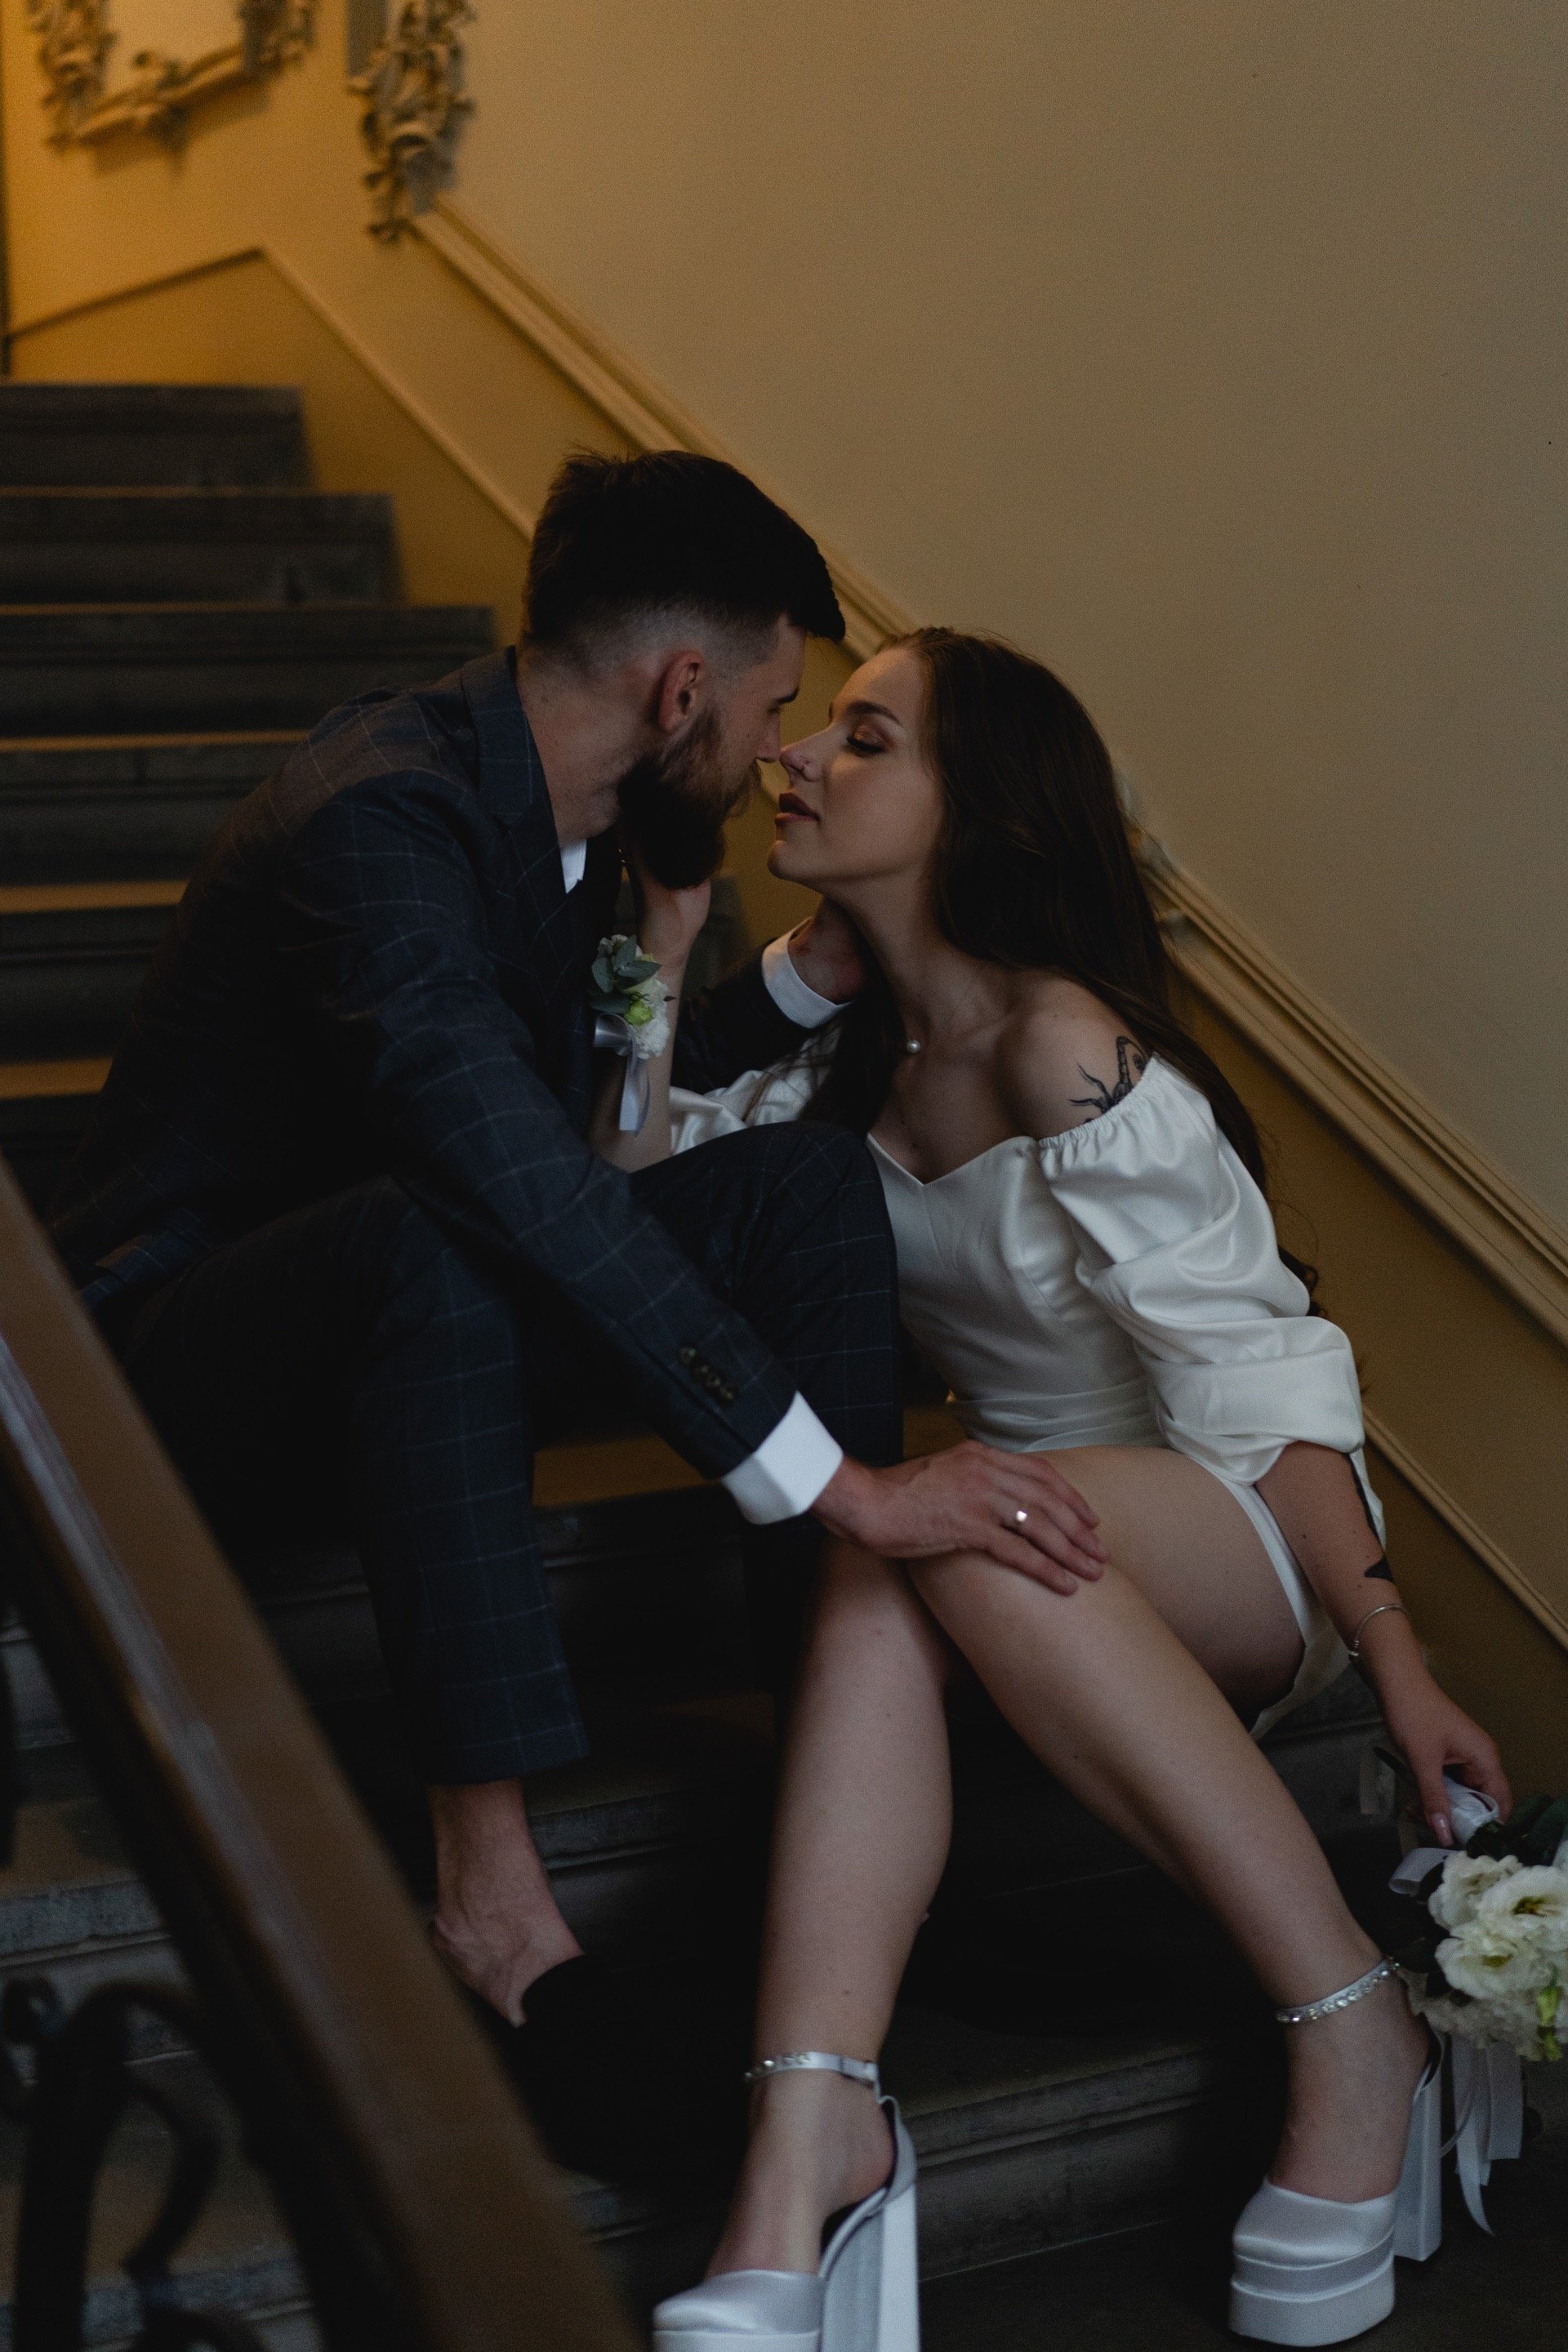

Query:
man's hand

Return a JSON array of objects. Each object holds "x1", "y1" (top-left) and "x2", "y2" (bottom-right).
[
  {"x1": 786, "y1": 902, "x2": 866, "y2": 1005},
  {"x1": 813, "y1": 1443, "x2": 1108, "y2": 1595}
]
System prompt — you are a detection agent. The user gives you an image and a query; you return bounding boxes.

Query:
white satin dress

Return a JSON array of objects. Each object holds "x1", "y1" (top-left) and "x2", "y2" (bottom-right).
[{"x1": 671, "y1": 1052, "x2": 1380, "y2": 1737}]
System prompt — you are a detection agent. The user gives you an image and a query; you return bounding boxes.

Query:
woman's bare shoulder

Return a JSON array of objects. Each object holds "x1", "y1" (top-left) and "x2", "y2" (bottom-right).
[{"x1": 996, "y1": 976, "x2": 1149, "y2": 1143}]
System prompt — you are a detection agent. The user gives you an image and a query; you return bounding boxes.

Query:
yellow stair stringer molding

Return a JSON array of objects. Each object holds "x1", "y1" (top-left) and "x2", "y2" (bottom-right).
[
  {"x1": 1151, "y1": 851, "x2": 1568, "y2": 1353},
  {"x1": 413, "y1": 200, "x2": 909, "y2": 664},
  {"x1": 1364, "y1": 1407, "x2": 1568, "y2": 1656}
]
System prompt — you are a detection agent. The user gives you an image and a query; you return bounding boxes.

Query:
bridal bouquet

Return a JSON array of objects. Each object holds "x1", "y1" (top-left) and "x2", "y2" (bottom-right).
[
  {"x1": 590, "y1": 934, "x2": 671, "y2": 1059},
  {"x1": 1396, "y1": 1793, "x2": 1568, "y2": 2061}
]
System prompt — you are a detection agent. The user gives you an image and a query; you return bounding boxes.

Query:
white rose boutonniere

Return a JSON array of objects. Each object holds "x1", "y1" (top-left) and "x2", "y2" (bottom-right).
[{"x1": 590, "y1": 934, "x2": 673, "y2": 1132}]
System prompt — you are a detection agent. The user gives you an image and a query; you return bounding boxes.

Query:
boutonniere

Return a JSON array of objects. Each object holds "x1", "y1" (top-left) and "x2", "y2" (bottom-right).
[{"x1": 590, "y1": 934, "x2": 672, "y2": 1131}]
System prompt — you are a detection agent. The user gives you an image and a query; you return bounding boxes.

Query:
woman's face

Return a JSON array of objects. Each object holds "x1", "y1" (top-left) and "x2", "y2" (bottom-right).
[{"x1": 770, "y1": 646, "x2": 944, "y2": 897}]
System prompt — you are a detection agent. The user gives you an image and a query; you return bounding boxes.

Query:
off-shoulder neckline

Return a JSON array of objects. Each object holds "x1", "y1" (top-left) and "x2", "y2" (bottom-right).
[{"x1": 868, "y1": 1055, "x2": 1187, "y2": 1189}]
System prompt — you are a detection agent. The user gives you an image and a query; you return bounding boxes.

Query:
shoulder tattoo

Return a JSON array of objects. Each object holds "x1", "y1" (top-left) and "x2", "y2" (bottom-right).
[{"x1": 1069, "y1": 1036, "x2": 1147, "y2": 1122}]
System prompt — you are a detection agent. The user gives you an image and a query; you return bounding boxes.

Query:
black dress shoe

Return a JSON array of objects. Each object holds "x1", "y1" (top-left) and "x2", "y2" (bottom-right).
[{"x1": 464, "y1": 1954, "x2": 743, "y2": 2184}]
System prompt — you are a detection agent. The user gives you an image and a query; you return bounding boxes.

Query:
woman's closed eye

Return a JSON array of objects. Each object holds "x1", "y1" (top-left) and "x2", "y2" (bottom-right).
[{"x1": 846, "y1": 733, "x2": 885, "y2": 756}]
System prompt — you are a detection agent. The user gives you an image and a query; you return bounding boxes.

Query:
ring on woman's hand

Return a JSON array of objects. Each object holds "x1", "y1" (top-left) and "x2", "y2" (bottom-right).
[{"x1": 1013, "y1": 1508, "x2": 1029, "y2": 1526}]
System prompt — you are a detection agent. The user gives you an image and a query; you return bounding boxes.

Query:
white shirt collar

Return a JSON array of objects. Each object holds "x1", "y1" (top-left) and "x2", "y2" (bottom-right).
[{"x1": 559, "y1": 839, "x2": 587, "y2": 893}]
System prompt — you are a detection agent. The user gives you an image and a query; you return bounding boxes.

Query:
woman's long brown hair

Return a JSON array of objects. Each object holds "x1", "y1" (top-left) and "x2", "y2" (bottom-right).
[{"x1": 804, "y1": 628, "x2": 1312, "y2": 1285}]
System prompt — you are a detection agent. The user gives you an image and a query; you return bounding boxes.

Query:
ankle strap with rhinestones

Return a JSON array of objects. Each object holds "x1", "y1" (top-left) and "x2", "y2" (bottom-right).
[
  {"x1": 744, "y1": 2051, "x2": 882, "y2": 2095},
  {"x1": 1275, "y1": 1957, "x2": 1397, "y2": 2026}
]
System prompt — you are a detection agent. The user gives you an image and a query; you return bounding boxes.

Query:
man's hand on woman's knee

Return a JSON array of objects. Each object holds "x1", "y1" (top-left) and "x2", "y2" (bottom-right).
[{"x1": 813, "y1": 1443, "x2": 1108, "y2": 1595}]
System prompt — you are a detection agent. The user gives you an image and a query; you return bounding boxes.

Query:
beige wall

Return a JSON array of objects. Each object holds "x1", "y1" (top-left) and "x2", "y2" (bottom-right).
[{"x1": 456, "y1": 0, "x2": 1568, "y2": 1228}]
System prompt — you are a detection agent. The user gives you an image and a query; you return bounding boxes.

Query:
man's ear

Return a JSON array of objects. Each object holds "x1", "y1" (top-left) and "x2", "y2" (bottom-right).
[{"x1": 652, "y1": 648, "x2": 708, "y2": 737}]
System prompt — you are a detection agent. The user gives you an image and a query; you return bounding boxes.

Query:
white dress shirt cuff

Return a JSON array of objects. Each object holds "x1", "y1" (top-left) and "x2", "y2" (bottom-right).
[
  {"x1": 721, "y1": 1391, "x2": 844, "y2": 1524},
  {"x1": 761, "y1": 932, "x2": 844, "y2": 1030}
]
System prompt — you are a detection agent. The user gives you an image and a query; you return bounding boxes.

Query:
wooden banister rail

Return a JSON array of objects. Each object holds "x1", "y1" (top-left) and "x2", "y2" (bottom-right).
[{"x1": 0, "y1": 1153, "x2": 637, "y2": 2352}]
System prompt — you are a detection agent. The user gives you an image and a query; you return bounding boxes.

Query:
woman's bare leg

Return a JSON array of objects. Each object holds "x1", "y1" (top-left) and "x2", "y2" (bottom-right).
[
  {"x1": 710, "y1": 1447, "x2": 1427, "y2": 2278},
  {"x1": 911, "y1": 1448, "x2": 1428, "y2": 2210},
  {"x1": 707, "y1": 1539, "x2": 952, "y2": 2276}
]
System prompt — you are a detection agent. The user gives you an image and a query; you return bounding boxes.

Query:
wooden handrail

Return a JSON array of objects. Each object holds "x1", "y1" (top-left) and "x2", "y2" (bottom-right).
[{"x1": 0, "y1": 1153, "x2": 637, "y2": 2352}]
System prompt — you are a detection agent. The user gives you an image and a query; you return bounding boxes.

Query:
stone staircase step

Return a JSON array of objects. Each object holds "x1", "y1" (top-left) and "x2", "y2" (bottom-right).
[
  {"x1": 0, "y1": 1688, "x2": 774, "y2": 2016},
  {"x1": 0, "y1": 605, "x2": 497, "y2": 736},
  {"x1": 567, "y1": 1995, "x2": 1286, "y2": 2318},
  {"x1": 0, "y1": 383, "x2": 307, "y2": 489},
  {"x1": 0, "y1": 492, "x2": 395, "y2": 607},
  {"x1": 0, "y1": 1998, "x2": 1273, "y2": 2341},
  {"x1": 3, "y1": 1485, "x2": 751, "y2": 1760},
  {"x1": 0, "y1": 1655, "x2": 1386, "y2": 2016},
  {"x1": 0, "y1": 733, "x2": 298, "y2": 884},
  {"x1": 0, "y1": 884, "x2": 185, "y2": 1059}
]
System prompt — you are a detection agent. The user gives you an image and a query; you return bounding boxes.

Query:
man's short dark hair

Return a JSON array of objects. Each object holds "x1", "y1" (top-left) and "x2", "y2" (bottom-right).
[{"x1": 523, "y1": 449, "x2": 844, "y2": 657}]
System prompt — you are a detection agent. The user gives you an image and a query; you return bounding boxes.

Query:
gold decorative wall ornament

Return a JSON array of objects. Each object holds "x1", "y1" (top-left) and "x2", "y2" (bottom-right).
[
  {"x1": 26, "y1": 0, "x2": 315, "y2": 147},
  {"x1": 350, "y1": 0, "x2": 474, "y2": 242}
]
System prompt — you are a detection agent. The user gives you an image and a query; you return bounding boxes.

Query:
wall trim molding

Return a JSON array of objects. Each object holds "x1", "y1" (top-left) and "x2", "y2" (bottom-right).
[
  {"x1": 260, "y1": 244, "x2": 537, "y2": 544},
  {"x1": 1152, "y1": 852, "x2": 1568, "y2": 1353},
  {"x1": 1365, "y1": 1408, "x2": 1568, "y2": 1655},
  {"x1": 7, "y1": 247, "x2": 271, "y2": 341},
  {"x1": 413, "y1": 198, "x2": 911, "y2": 662}
]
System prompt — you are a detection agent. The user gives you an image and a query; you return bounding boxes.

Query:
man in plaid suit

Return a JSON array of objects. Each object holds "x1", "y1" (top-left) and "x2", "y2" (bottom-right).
[{"x1": 52, "y1": 452, "x2": 1096, "y2": 2157}]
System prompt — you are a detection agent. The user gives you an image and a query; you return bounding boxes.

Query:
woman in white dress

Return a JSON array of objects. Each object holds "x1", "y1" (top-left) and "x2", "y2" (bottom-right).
[{"x1": 639, "y1": 630, "x2": 1508, "y2": 2350}]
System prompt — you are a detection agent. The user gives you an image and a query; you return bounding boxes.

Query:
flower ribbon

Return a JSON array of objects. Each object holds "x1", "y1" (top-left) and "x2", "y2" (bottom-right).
[{"x1": 594, "y1": 1010, "x2": 653, "y2": 1134}]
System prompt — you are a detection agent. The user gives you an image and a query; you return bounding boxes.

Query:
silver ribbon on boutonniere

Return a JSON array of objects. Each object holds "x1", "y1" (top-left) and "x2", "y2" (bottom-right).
[{"x1": 590, "y1": 933, "x2": 672, "y2": 1134}]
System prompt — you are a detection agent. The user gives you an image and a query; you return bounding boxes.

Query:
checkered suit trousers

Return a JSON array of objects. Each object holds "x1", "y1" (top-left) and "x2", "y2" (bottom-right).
[{"x1": 113, "y1": 1121, "x2": 901, "y2": 1782}]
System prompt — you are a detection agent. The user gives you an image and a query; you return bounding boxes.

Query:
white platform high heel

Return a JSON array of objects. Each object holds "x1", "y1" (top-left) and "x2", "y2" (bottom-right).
[
  {"x1": 1230, "y1": 1958, "x2": 1447, "y2": 2345},
  {"x1": 652, "y1": 2051, "x2": 920, "y2": 2352}
]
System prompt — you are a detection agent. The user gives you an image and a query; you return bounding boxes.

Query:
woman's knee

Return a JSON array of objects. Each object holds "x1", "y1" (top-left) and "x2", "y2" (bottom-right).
[{"x1": 811, "y1": 1540, "x2": 951, "y2": 1661}]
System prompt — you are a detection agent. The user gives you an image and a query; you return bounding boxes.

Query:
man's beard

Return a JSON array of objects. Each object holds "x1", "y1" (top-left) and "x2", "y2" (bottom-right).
[{"x1": 617, "y1": 707, "x2": 758, "y2": 889}]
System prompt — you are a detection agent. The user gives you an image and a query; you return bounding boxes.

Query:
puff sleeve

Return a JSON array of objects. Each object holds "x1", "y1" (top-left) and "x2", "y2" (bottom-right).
[
  {"x1": 1036, "y1": 1059, "x2": 1365, "y2": 1484},
  {"x1": 668, "y1": 1054, "x2": 822, "y2": 1154}
]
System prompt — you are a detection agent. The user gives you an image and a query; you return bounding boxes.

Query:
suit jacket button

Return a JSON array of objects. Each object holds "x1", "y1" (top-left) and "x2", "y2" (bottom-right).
[{"x1": 677, "y1": 1345, "x2": 698, "y2": 1368}]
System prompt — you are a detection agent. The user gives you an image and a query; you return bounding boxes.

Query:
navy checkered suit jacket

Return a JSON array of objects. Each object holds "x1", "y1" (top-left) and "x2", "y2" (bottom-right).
[{"x1": 51, "y1": 650, "x2": 817, "y2": 1481}]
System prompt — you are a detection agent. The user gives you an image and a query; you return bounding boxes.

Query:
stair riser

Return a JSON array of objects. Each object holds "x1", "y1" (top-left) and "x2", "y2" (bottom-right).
[
  {"x1": 0, "y1": 437, "x2": 305, "y2": 488},
  {"x1": 547, "y1": 1822, "x2": 768, "y2": 1949},
  {"x1": 583, "y1": 2045, "x2": 1240, "y2": 2315},
  {"x1": 0, "y1": 389, "x2": 306, "y2": 488},
  {"x1": 0, "y1": 789, "x2": 253, "y2": 884},
  {"x1": 0, "y1": 653, "x2": 491, "y2": 737},
  {"x1": 0, "y1": 932, "x2": 170, "y2": 1058},
  {"x1": 0, "y1": 544, "x2": 391, "y2": 605},
  {"x1": 913, "y1": 2066, "x2": 1230, "y2": 2278}
]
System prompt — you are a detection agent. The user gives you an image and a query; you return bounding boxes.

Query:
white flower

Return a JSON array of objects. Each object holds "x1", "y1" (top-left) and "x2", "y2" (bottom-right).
[
  {"x1": 1408, "y1": 1977, "x2": 1555, "y2": 2060},
  {"x1": 1437, "y1": 1922, "x2": 1551, "y2": 2000},
  {"x1": 1429, "y1": 1851, "x2": 1517, "y2": 1932},
  {"x1": 626, "y1": 995, "x2": 671, "y2": 1060},
  {"x1": 1474, "y1": 1865, "x2": 1568, "y2": 1954}
]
